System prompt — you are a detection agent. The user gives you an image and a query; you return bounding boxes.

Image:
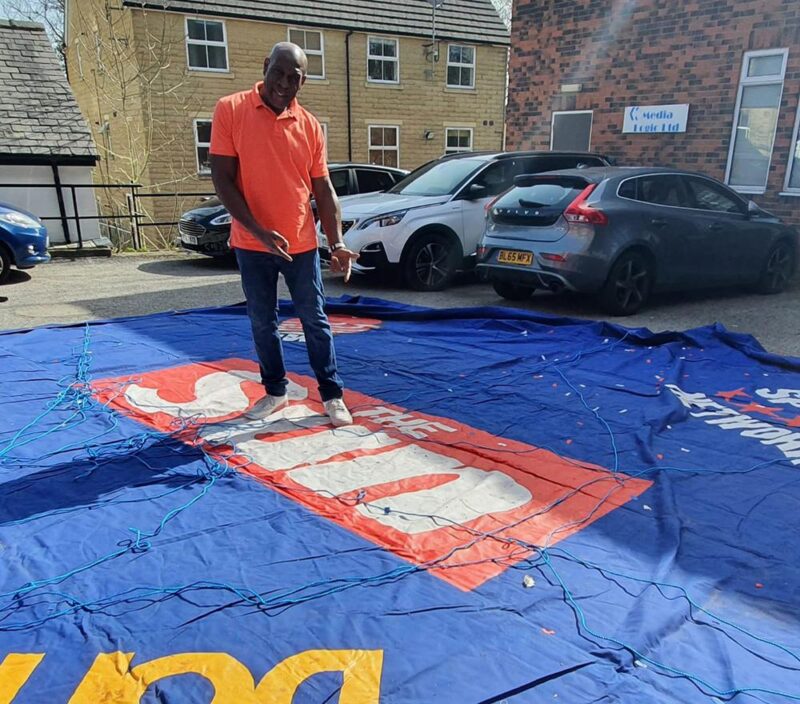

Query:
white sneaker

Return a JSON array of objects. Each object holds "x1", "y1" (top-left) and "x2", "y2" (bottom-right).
[
  {"x1": 244, "y1": 394, "x2": 287, "y2": 420},
  {"x1": 324, "y1": 398, "x2": 353, "y2": 427}
]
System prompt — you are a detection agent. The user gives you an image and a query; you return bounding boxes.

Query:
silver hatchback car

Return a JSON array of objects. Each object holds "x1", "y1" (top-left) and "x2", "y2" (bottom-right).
[{"x1": 477, "y1": 167, "x2": 798, "y2": 315}]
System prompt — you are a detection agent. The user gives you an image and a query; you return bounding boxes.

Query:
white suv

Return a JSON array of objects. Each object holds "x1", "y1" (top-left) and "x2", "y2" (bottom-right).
[{"x1": 318, "y1": 151, "x2": 610, "y2": 291}]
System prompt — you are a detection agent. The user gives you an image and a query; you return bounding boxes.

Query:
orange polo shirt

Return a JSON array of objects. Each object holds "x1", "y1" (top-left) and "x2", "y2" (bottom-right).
[{"x1": 209, "y1": 82, "x2": 328, "y2": 254}]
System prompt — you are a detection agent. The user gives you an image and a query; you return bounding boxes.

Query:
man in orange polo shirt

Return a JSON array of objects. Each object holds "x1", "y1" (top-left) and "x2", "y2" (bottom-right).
[{"x1": 210, "y1": 42, "x2": 358, "y2": 426}]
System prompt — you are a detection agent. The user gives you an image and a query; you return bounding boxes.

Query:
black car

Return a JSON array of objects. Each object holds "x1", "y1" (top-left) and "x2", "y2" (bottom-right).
[{"x1": 178, "y1": 163, "x2": 408, "y2": 257}]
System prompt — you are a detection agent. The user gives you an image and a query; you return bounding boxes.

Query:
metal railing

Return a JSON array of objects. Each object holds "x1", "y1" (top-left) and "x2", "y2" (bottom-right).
[
  {"x1": 131, "y1": 189, "x2": 215, "y2": 249},
  {"x1": 0, "y1": 182, "x2": 214, "y2": 249}
]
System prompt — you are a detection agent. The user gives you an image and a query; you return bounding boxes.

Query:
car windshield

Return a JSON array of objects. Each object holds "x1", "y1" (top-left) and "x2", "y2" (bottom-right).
[{"x1": 388, "y1": 158, "x2": 485, "y2": 197}]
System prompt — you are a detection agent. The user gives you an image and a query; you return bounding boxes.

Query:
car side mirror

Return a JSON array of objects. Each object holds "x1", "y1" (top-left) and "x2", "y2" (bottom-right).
[
  {"x1": 747, "y1": 200, "x2": 761, "y2": 217},
  {"x1": 465, "y1": 183, "x2": 488, "y2": 200}
]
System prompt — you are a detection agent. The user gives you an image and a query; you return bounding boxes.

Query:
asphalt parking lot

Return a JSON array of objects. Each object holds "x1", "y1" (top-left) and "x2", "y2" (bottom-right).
[{"x1": 1, "y1": 253, "x2": 798, "y2": 357}]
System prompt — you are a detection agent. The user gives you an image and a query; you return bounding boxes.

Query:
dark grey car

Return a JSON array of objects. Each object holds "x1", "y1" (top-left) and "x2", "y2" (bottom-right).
[{"x1": 477, "y1": 167, "x2": 798, "y2": 315}]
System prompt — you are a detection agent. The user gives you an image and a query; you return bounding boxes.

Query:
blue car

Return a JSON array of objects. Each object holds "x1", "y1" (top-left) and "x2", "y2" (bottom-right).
[{"x1": 0, "y1": 201, "x2": 50, "y2": 284}]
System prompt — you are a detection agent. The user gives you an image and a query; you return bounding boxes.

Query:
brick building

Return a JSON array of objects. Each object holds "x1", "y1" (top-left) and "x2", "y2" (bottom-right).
[
  {"x1": 506, "y1": 0, "x2": 800, "y2": 226},
  {"x1": 65, "y1": 0, "x2": 509, "y2": 244}
]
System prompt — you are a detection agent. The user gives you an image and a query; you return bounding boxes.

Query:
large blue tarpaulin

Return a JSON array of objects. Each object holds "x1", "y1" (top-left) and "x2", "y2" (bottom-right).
[{"x1": 1, "y1": 297, "x2": 799, "y2": 703}]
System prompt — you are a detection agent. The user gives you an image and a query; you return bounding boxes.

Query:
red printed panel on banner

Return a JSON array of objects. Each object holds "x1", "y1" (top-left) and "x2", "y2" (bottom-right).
[{"x1": 93, "y1": 358, "x2": 651, "y2": 591}]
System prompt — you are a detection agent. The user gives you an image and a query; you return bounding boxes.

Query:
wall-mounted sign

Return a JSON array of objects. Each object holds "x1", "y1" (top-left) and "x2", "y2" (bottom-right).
[{"x1": 623, "y1": 104, "x2": 689, "y2": 133}]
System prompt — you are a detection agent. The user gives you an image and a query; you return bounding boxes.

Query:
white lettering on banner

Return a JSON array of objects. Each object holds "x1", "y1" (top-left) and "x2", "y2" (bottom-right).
[
  {"x1": 201, "y1": 404, "x2": 324, "y2": 440},
  {"x1": 125, "y1": 370, "x2": 532, "y2": 534},
  {"x1": 667, "y1": 384, "x2": 800, "y2": 466},
  {"x1": 741, "y1": 427, "x2": 794, "y2": 441},
  {"x1": 764, "y1": 436, "x2": 800, "y2": 452},
  {"x1": 707, "y1": 416, "x2": 768, "y2": 430},
  {"x1": 355, "y1": 407, "x2": 457, "y2": 439},
  {"x1": 289, "y1": 444, "x2": 532, "y2": 534},
  {"x1": 125, "y1": 371, "x2": 308, "y2": 420},
  {"x1": 200, "y1": 406, "x2": 401, "y2": 471},
  {"x1": 623, "y1": 104, "x2": 689, "y2": 134},
  {"x1": 756, "y1": 388, "x2": 800, "y2": 409},
  {"x1": 127, "y1": 376, "x2": 532, "y2": 537}
]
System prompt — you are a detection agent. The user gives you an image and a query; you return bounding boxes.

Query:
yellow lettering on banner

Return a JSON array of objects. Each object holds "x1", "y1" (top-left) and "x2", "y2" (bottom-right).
[
  {"x1": 257, "y1": 649, "x2": 384, "y2": 704},
  {"x1": 68, "y1": 652, "x2": 139, "y2": 704},
  {"x1": 0, "y1": 653, "x2": 44, "y2": 704},
  {"x1": 69, "y1": 652, "x2": 258, "y2": 704},
  {"x1": 68, "y1": 649, "x2": 383, "y2": 703}
]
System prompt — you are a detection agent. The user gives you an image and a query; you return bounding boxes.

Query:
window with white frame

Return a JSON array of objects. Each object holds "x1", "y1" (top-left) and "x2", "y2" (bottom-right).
[
  {"x1": 726, "y1": 49, "x2": 788, "y2": 192},
  {"x1": 785, "y1": 102, "x2": 800, "y2": 193},
  {"x1": 194, "y1": 119, "x2": 212, "y2": 174},
  {"x1": 367, "y1": 37, "x2": 399, "y2": 83},
  {"x1": 368, "y1": 125, "x2": 399, "y2": 167},
  {"x1": 288, "y1": 28, "x2": 324, "y2": 78},
  {"x1": 447, "y1": 44, "x2": 475, "y2": 88},
  {"x1": 186, "y1": 18, "x2": 228, "y2": 71},
  {"x1": 445, "y1": 127, "x2": 473, "y2": 154}
]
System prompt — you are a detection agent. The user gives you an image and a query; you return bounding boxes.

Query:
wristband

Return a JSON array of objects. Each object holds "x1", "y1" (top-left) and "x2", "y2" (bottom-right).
[{"x1": 331, "y1": 242, "x2": 346, "y2": 252}]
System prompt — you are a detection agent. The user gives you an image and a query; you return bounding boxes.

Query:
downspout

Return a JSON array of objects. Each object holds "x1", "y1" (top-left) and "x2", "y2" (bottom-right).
[
  {"x1": 345, "y1": 30, "x2": 353, "y2": 161},
  {"x1": 50, "y1": 162, "x2": 71, "y2": 245}
]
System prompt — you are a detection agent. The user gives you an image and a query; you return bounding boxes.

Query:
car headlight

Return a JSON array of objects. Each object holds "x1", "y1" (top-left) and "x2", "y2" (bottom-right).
[
  {"x1": 210, "y1": 212, "x2": 232, "y2": 226},
  {"x1": 0, "y1": 212, "x2": 40, "y2": 229},
  {"x1": 358, "y1": 210, "x2": 407, "y2": 230}
]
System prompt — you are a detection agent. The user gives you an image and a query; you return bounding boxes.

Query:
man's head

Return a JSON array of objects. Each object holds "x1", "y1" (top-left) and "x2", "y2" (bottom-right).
[{"x1": 261, "y1": 42, "x2": 307, "y2": 113}]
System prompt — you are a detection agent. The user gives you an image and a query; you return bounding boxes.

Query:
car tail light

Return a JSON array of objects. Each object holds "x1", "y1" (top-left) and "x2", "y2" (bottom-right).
[
  {"x1": 564, "y1": 184, "x2": 608, "y2": 225},
  {"x1": 484, "y1": 198, "x2": 499, "y2": 214},
  {"x1": 484, "y1": 189, "x2": 510, "y2": 214},
  {"x1": 540, "y1": 253, "x2": 567, "y2": 262}
]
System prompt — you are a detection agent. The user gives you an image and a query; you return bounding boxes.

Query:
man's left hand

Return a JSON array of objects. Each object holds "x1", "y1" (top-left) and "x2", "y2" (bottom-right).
[{"x1": 330, "y1": 247, "x2": 359, "y2": 283}]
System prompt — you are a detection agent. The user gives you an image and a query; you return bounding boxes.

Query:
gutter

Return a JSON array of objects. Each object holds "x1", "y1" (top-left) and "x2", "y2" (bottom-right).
[{"x1": 0, "y1": 153, "x2": 98, "y2": 167}]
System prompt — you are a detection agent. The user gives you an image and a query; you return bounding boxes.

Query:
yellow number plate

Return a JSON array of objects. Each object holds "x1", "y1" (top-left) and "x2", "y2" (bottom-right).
[{"x1": 497, "y1": 250, "x2": 533, "y2": 266}]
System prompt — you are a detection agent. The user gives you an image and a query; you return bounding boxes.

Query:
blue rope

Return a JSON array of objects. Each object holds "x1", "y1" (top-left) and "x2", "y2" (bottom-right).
[
  {"x1": 1, "y1": 319, "x2": 798, "y2": 701},
  {"x1": 538, "y1": 547, "x2": 800, "y2": 701}
]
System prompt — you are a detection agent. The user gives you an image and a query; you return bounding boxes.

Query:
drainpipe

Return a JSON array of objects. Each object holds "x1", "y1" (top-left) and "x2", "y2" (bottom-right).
[
  {"x1": 50, "y1": 162, "x2": 71, "y2": 245},
  {"x1": 345, "y1": 30, "x2": 353, "y2": 161}
]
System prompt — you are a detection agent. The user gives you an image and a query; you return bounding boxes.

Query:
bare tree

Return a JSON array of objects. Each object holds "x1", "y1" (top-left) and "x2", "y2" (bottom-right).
[
  {"x1": 69, "y1": 3, "x2": 201, "y2": 250},
  {"x1": 2, "y1": 0, "x2": 202, "y2": 249}
]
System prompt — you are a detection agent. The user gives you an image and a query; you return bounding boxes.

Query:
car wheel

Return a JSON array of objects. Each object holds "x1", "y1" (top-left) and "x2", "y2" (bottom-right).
[
  {"x1": 492, "y1": 280, "x2": 536, "y2": 301},
  {"x1": 600, "y1": 251, "x2": 653, "y2": 316},
  {"x1": 403, "y1": 233, "x2": 459, "y2": 291},
  {"x1": 0, "y1": 246, "x2": 10, "y2": 285},
  {"x1": 757, "y1": 240, "x2": 795, "y2": 294}
]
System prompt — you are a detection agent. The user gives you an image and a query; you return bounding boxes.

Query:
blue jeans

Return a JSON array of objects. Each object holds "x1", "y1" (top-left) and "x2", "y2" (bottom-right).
[{"x1": 235, "y1": 247, "x2": 343, "y2": 402}]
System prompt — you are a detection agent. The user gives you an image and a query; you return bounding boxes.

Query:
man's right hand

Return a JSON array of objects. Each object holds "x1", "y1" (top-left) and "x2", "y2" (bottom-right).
[{"x1": 256, "y1": 228, "x2": 292, "y2": 261}]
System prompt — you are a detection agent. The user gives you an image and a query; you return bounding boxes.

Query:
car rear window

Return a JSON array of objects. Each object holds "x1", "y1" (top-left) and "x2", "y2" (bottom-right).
[
  {"x1": 495, "y1": 183, "x2": 581, "y2": 210},
  {"x1": 491, "y1": 183, "x2": 582, "y2": 226}
]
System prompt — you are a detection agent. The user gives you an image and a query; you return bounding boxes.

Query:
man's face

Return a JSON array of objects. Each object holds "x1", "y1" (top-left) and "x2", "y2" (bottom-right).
[{"x1": 262, "y1": 53, "x2": 306, "y2": 112}]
